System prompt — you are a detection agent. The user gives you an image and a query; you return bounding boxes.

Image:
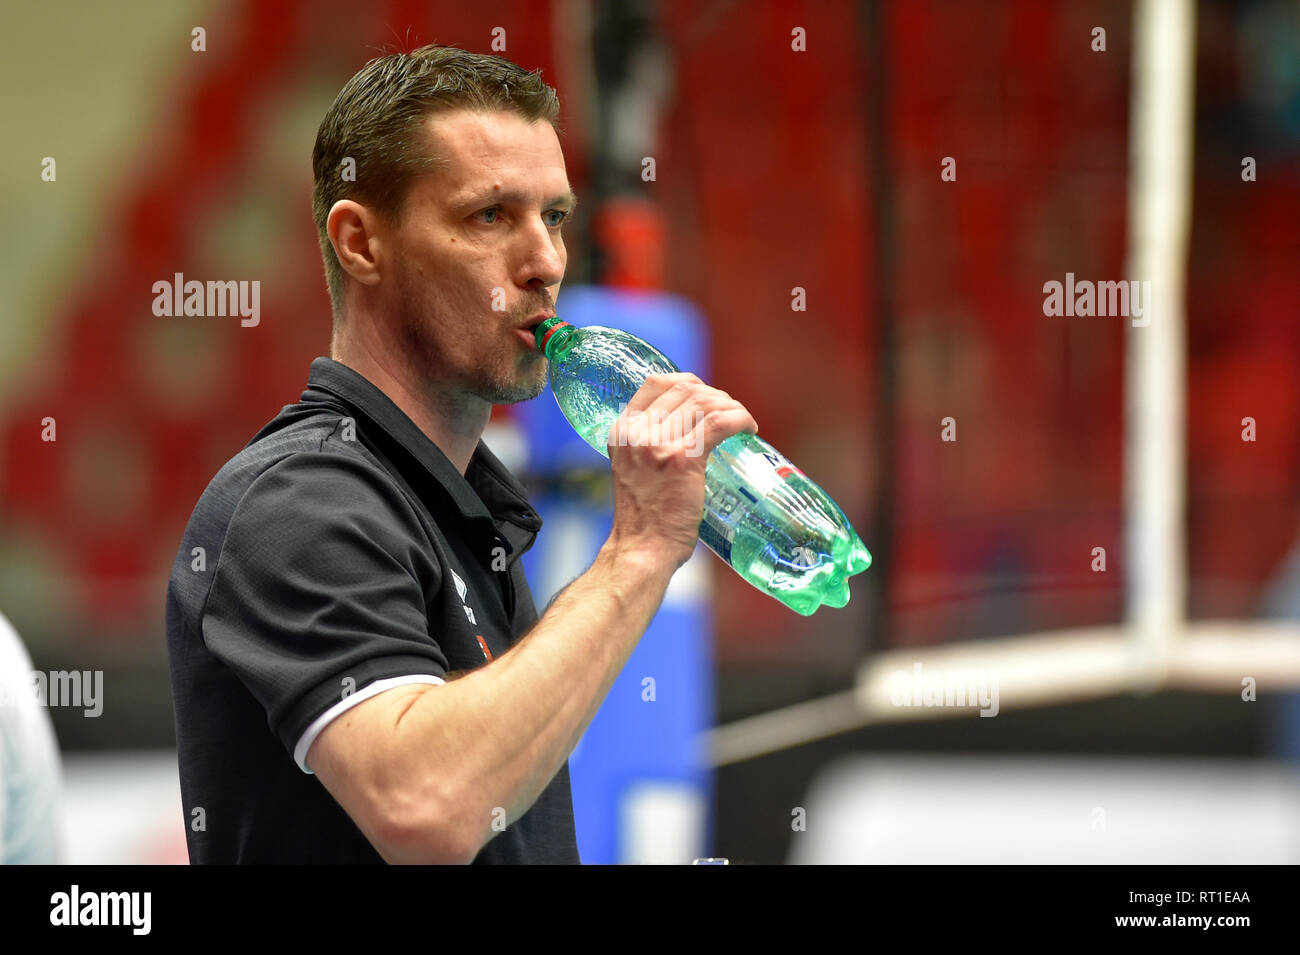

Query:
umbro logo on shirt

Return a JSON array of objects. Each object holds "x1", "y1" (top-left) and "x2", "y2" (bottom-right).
[
  {"x1": 450, "y1": 568, "x2": 476, "y2": 624},
  {"x1": 450, "y1": 568, "x2": 492, "y2": 662}
]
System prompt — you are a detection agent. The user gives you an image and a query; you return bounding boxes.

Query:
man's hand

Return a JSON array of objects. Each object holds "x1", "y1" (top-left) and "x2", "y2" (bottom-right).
[{"x1": 605, "y1": 372, "x2": 758, "y2": 571}]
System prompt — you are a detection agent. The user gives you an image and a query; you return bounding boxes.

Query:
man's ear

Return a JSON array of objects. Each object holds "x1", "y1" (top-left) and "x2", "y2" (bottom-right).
[{"x1": 327, "y1": 200, "x2": 384, "y2": 288}]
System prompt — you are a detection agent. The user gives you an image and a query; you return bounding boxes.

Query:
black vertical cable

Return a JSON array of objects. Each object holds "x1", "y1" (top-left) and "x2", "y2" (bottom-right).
[
  {"x1": 588, "y1": 0, "x2": 659, "y2": 284},
  {"x1": 861, "y1": 0, "x2": 897, "y2": 654}
]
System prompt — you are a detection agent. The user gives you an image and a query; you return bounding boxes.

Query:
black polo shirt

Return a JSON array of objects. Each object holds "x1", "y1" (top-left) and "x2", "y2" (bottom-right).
[{"x1": 164, "y1": 357, "x2": 580, "y2": 864}]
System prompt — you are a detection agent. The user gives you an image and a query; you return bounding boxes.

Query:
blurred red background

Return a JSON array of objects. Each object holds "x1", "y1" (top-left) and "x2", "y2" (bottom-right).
[{"x1": 1, "y1": 0, "x2": 1297, "y2": 669}]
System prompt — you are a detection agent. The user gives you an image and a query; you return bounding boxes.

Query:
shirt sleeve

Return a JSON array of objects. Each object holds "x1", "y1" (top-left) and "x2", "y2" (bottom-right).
[{"x1": 200, "y1": 451, "x2": 450, "y2": 773}]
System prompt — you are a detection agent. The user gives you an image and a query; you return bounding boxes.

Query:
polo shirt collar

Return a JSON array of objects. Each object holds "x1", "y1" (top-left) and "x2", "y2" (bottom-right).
[{"x1": 303, "y1": 357, "x2": 542, "y2": 535}]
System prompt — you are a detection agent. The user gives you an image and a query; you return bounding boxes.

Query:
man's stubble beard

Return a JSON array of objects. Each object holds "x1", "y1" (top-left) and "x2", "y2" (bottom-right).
[
  {"x1": 395, "y1": 269, "x2": 548, "y2": 407},
  {"x1": 477, "y1": 349, "x2": 549, "y2": 405}
]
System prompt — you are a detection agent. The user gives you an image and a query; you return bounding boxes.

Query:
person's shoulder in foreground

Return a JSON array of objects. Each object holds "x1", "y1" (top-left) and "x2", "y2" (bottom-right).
[
  {"x1": 0, "y1": 610, "x2": 64, "y2": 864},
  {"x1": 164, "y1": 358, "x2": 579, "y2": 864}
]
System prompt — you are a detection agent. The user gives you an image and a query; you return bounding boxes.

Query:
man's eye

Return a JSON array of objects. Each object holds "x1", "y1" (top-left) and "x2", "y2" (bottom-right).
[
  {"x1": 476, "y1": 207, "x2": 501, "y2": 224},
  {"x1": 544, "y1": 210, "x2": 569, "y2": 228}
]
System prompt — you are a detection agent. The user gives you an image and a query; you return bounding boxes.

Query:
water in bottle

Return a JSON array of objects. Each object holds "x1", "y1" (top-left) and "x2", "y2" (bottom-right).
[{"x1": 533, "y1": 317, "x2": 871, "y2": 615}]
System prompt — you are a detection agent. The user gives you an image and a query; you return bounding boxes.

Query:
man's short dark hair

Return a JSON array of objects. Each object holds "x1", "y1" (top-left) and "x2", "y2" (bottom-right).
[{"x1": 311, "y1": 44, "x2": 561, "y2": 318}]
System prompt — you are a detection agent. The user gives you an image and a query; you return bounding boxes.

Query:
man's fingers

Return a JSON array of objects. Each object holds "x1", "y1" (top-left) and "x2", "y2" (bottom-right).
[
  {"x1": 609, "y1": 374, "x2": 756, "y2": 456},
  {"x1": 622, "y1": 372, "x2": 703, "y2": 416},
  {"x1": 688, "y1": 407, "x2": 759, "y2": 456},
  {"x1": 609, "y1": 405, "x2": 757, "y2": 454}
]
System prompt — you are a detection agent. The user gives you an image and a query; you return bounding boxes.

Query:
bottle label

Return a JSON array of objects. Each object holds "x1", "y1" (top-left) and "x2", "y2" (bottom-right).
[
  {"x1": 760, "y1": 449, "x2": 804, "y2": 481},
  {"x1": 698, "y1": 513, "x2": 733, "y2": 563},
  {"x1": 698, "y1": 488, "x2": 742, "y2": 563}
]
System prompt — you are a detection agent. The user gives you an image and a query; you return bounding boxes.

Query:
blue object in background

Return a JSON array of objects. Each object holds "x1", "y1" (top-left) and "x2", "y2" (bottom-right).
[
  {"x1": 1259, "y1": 549, "x2": 1300, "y2": 762},
  {"x1": 515, "y1": 286, "x2": 714, "y2": 864}
]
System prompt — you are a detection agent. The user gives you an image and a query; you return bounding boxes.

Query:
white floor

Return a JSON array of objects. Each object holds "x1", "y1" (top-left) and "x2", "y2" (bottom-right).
[
  {"x1": 789, "y1": 755, "x2": 1300, "y2": 864},
  {"x1": 58, "y1": 750, "x2": 188, "y2": 865}
]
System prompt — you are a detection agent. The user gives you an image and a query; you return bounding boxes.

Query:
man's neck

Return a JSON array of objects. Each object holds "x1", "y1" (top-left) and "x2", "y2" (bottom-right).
[{"x1": 331, "y1": 334, "x2": 490, "y2": 477}]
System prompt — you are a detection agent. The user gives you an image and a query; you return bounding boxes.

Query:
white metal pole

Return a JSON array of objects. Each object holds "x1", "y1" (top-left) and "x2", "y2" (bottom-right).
[{"x1": 1125, "y1": 0, "x2": 1197, "y2": 671}]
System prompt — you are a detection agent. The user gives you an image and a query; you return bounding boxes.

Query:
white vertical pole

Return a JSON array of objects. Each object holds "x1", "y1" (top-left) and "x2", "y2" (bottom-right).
[{"x1": 1125, "y1": 0, "x2": 1197, "y2": 667}]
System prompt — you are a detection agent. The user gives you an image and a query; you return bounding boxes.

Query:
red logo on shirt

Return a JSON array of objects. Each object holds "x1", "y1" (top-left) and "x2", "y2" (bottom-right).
[{"x1": 475, "y1": 635, "x2": 493, "y2": 662}]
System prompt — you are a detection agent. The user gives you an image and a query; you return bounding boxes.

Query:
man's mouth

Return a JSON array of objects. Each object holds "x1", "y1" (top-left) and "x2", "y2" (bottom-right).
[
  {"x1": 515, "y1": 312, "x2": 555, "y2": 351},
  {"x1": 518, "y1": 312, "x2": 555, "y2": 334},
  {"x1": 514, "y1": 313, "x2": 554, "y2": 351}
]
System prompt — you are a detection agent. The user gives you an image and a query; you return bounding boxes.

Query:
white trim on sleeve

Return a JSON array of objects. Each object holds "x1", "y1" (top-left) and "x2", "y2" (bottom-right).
[{"x1": 294, "y1": 674, "x2": 446, "y2": 774}]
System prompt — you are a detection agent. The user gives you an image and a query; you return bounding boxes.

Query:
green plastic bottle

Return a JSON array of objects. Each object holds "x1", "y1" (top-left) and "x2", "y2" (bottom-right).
[{"x1": 534, "y1": 317, "x2": 871, "y2": 615}]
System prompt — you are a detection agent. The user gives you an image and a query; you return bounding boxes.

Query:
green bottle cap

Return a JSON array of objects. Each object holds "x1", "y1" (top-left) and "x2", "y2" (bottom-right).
[{"x1": 534, "y1": 316, "x2": 571, "y2": 353}]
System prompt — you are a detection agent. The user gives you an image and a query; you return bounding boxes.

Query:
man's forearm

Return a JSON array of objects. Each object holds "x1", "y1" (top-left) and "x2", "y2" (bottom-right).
[{"x1": 393, "y1": 538, "x2": 677, "y2": 855}]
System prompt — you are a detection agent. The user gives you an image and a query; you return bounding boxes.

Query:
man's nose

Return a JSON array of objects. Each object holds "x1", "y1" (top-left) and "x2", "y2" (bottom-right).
[{"x1": 515, "y1": 218, "x2": 565, "y2": 289}]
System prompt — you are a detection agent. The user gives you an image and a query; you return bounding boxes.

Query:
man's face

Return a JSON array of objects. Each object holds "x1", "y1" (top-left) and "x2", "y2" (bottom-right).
[{"x1": 386, "y1": 109, "x2": 573, "y2": 405}]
